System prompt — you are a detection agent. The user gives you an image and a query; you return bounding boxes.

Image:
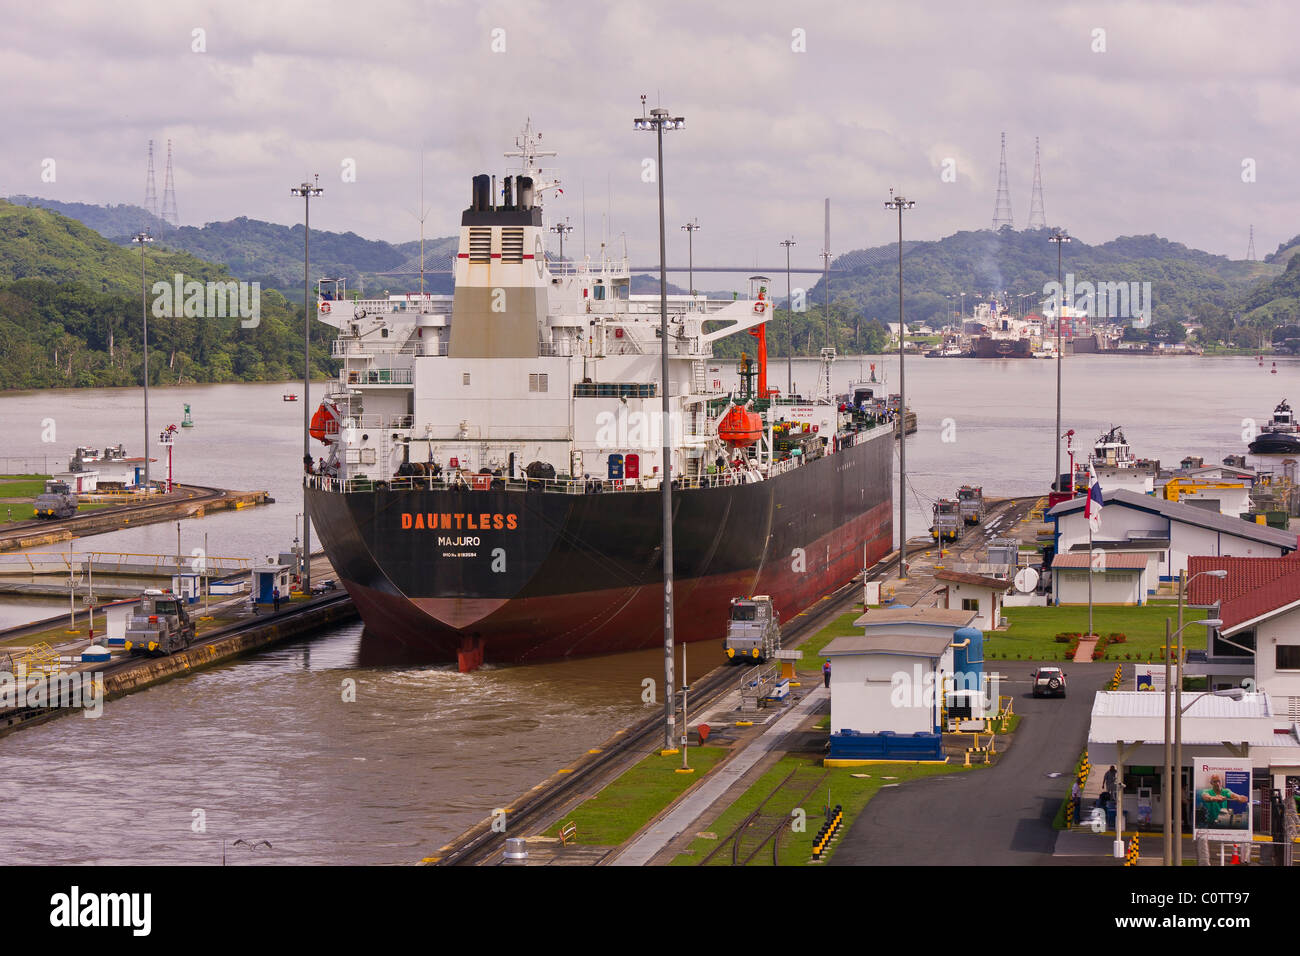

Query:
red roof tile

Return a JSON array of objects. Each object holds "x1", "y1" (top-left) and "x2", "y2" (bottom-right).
[
  {"x1": 1186, "y1": 554, "x2": 1300, "y2": 605},
  {"x1": 1218, "y1": 564, "x2": 1300, "y2": 634}
]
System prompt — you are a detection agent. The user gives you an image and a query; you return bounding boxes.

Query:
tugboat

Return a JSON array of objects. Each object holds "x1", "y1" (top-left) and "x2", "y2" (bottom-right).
[
  {"x1": 1248, "y1": 399, "x2": 1300, "y2": 454},
  {"x1": 282, "y1": 392, "x2": 299, "y2": 402}
]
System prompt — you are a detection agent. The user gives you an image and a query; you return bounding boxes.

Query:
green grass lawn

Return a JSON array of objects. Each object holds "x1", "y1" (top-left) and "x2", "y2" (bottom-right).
[
  {"x1": 0, "y1": 476, "x2": 51, "y2": 498},
  {"x1": 542, "y1": 746, "x2": 729, "y2": 846},
  {"x1": 992, "y1": 605, "x2": 1208, "y2": 662},
  {"x1": 670, "y1": 754, "x2": 972, "y2": 866},
  {"x1": 793, "y1": 610, "x2": 861, "y2": 674}
]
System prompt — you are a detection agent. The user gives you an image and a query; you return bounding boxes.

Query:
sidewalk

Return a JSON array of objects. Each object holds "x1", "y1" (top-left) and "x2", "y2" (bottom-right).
[{"x1": 608, "y1": 686, "x2": 828, "y2": 866}]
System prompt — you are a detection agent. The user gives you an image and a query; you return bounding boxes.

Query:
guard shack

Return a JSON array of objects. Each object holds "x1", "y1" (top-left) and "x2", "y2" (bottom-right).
[{"x1": 252, "y1": 562, "x2": 292, "y2": 605}]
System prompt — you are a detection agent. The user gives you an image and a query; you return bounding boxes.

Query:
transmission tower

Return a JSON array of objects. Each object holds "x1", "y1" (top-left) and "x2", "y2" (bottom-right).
[
  {"x1": 1027, "y1": 136, "x2": 1046, "y2": 229},
  {"x1": 143, "y1": 140, "x2": 159, "y2": 220},
  {"x1": 991, "y1": 132, "x2": 1014, "y2": 230},
  {"x1": 161, "y1": 139, "x2": 179, "y2": 227},
  {"x1": 1247, "y1": 224, "x2": 1256, "y2": 261}
]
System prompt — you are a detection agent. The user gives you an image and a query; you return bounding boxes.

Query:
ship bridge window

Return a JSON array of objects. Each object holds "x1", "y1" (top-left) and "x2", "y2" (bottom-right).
[
  {"x1": 528, "y1": 373, "x2": 549, "y2": 393},
  {"x1": 592, "y1": 284, "x2": 606, "y2": 301}
]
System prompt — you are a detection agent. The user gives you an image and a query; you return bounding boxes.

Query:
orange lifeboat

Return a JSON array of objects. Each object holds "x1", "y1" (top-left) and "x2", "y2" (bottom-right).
[
  {"x1": 719, "y1": 405, "x2": 763, "y2": 447},
  {"x1": 309, "y1": 400, "x2": 341, "y2": 444}
]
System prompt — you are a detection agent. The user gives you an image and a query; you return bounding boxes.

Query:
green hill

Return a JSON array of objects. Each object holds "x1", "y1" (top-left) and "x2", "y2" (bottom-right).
[
  {"x1": 0, "y1": 203, "x2": 335, "y2": 390},
  {"x1": 744, "y1": 227, "x2": 1285, "y2": 356},
  {"x1": 7, "y1": 195, "x2": 173, "y2": 240},
  {"x1": 0, "y1": 200, "x2": 225, "y2": 294}
]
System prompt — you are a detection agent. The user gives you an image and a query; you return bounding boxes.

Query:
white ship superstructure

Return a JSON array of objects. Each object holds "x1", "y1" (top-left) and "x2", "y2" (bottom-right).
[{"x1": 311, "y1": 128, "x2": 848, "y2": 492}]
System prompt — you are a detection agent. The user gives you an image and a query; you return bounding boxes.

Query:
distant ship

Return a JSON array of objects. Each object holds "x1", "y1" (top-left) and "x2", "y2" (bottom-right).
[
  {"x1": 304, "y1": 124, "x2": 895, "y2": 669},
  {"x1": 969, "y1": 299, "x2": 1034, "y2": 358}
]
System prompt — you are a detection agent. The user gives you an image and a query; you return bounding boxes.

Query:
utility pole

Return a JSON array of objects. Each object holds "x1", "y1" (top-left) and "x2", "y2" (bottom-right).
[
  {"x1": 885, "y1": 191, "x2": 915, "y2": 581},
  {"x1": 291, "y1": 177, "x2": 323, "y2": 595},
  {"x1": 781, "y1": 238, "x2": 796, "y2": 394}
]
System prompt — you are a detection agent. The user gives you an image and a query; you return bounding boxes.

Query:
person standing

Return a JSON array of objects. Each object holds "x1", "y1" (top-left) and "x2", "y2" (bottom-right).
[
  {"x1": 822, "y1": 659, "x2": 831, "y2": 689},
  {"x1": 272, "y1": 586, "x2": 281, "y2": 612},
  {"x1": 1071, "y1": 779, "x2": 1082, "y2": 825},
  {"x1": 1103, "y1": 765, "x2": 1118, "y2": 801}
]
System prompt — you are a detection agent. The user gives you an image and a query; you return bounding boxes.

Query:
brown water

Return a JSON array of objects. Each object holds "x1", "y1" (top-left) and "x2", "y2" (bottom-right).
[{"x1": 0, "y1": 357, "x2": 1294, "y2": 863}]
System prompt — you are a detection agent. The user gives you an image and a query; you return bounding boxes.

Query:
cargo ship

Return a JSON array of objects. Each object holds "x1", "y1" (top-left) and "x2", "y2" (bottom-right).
[
  {"x1": 968, "y1": 299, "x2": 1035, "y2": 358},
  {"x1": 304, "y1": 126, "x2": 895, "y2": 668}
]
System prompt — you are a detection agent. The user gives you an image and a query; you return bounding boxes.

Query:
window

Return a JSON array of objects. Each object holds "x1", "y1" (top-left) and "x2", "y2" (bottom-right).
[
  {"x1": 462, "y1": 372, "x2": 471, "y2": 386},
  {"x1": 961, "y1": 598, "x2": 979, "y2": 612},
  {"x1": 1277, "y1": 645, "x2": 1300, "y2": 671},
  {"x1": 529, "y1": 373, "x2": 549, "y2": 393}
]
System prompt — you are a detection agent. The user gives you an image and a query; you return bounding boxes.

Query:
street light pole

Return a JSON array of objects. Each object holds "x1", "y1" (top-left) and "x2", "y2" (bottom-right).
[
  {"x1": 681, "y1": 219, "x2": 700, "y2": 300},
  {"x1": 1048, "y1": 231, "x2": 1070, "y2": 495},
  {"x1": 550, "y1": 218, "x2": 573, "y2": 268},
  {"x1": 1174, "y1": 569, "x2": 1228, "y2": 865},
  {"x1": 636, "y1": 99, "x2": 685, "y2": 752},
  {"x1": 132, "y1": 233, "x2": 154, "y2": 491},
  {"x1": 885, "y1": 191, "x2": 915, "y2": 581},
  {"x1": 1163, "y1": 614, "x2": 1226, "y2": 864},
  {"x1": 291, "y1": 177, "x2": 323, "y2": 596},
  {"x1": 781, "y1": 238, "x2": 796, "y2": 395}
]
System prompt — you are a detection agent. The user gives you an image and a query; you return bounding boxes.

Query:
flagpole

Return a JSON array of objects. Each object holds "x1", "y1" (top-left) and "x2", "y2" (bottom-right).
[{"x1": 1088, "y1": 520, "x2": 1094, "y2": 640}]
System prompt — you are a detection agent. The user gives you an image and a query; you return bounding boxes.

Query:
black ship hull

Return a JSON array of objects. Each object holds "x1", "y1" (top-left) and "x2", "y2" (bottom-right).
[
  {"x1": 1248, "y1": 433, "x2": 1300, "y2": 455},
  {"x1": 307, "y1": 430, "x2": 893, "y2": 664},
  {"x1": 972, "y1": 337, "x2": 1031, "y2": 358}
]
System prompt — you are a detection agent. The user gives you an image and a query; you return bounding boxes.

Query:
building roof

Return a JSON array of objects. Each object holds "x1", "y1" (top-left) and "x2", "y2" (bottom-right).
[
  {"x1": 851, "y1": 608, "x2": 976, "y2": 628},
  {"x1": 1186, "y1": 554, "x2": 1300, "y2": 605},
  {"x1": 1088, "y1": 691, "x2": 1299, "y2": 748},
  {"x1": 1052, "y1": 553, "x2": 1149, "y2": 570},
  {"x1": 822, "y1": 633, "x2": 956, "y2": 659},
  {"x1": 1048, "y1": 488, "x2": 1298, "y2": 551},
  {"x1": 934, "y1": 569, "x2": 1012, "y2": 590},
  {"x1": 1067, "y1": 539, "x2": 1169, "y2": 552},
  {"x1": 1218, "y1": 565, "x2": 1300, "y2": 636}
]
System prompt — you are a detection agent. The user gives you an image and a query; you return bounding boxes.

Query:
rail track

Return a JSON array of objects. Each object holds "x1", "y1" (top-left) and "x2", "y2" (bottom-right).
[{"x1": 438, "y1": 553, "x2": 899, "y2": 866}]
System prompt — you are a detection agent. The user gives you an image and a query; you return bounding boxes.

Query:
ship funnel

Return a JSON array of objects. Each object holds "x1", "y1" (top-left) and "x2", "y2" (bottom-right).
[
  {"x1": 471, "y1": 174, "x2": 490, "y2": 212},
  {"x1": 502, "y1": 175, "x2": 514, "y2": 209},
  {"x1": 518, "y1": 176, "x2": 535, "y2": 209}
]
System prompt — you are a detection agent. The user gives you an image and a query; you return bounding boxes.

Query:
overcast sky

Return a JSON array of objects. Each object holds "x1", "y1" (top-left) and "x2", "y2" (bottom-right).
[{"x1": 6, "y1": 0, "x2": 1296, "y2": 273}]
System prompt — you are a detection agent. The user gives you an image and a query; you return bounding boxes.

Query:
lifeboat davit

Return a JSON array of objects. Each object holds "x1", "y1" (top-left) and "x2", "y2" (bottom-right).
[
  {"x1": 719, "y1": 406, "x2": 763, "y2": 447},
  {"x1": 310, "y1": 400, "x2": 341, "y2": 444}
]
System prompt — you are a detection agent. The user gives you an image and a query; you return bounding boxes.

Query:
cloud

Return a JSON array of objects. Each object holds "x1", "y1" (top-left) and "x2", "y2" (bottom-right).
[{"x1": 1, "y1": 0, "x2": 1295, "y2": 268}]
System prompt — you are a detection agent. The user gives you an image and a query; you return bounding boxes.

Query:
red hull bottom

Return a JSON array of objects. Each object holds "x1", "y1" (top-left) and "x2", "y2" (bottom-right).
[{"x1": 345, "y1": 500, "x2": 892, "y2": 666}]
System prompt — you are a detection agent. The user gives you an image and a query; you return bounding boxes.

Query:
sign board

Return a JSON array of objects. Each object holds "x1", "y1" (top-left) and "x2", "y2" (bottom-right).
[
  {"x1": 863, "y1": 580, "x2": 881, "y2": 607},
  {"x1": 1134, "y1": 664, "x2": 1167, "y2": 692},
  {"x1": 1192, "y1": 757, "x2": 1252, "y2": 841},
  {"x1": 773, "y1": 649, "x2": 802, "y2": 660}
]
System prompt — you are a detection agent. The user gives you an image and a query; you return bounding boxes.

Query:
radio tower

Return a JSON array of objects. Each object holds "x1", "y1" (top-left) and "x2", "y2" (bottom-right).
[
  {"x1": 143, "y1": 140, "x2": 159, "y2": 220},
  {"x1": 991, "y1": 132, "x2": 1014, "y2": 230},
  {"x1": 161, "y1": 139, "x2": 179, "y2": 227},
  {"x1": 1027, "y1": 137, "x2": 1047, "y2": 229},
  {"x1": 1247, "y1": 224, "x2": 1256, "y2": 261}
]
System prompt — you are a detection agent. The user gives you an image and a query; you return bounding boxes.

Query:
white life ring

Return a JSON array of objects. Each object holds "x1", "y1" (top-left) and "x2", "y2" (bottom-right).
[
  {"x1": 319, "y1": 301, "x2": 331, "y2": 314},
  {"x1": 753, "y1": 301, "x2": 766, "y2": 315}
]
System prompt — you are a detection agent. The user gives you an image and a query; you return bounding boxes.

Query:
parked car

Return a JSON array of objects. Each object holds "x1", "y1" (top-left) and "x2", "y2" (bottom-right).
[{"x1": 1031, "y1": 665, "x2": 1067, "y2": 698}]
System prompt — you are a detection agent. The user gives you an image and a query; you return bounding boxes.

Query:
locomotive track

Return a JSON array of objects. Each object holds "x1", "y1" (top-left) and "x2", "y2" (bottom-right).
[{"x1": 436, "y1": 552, "x2": 899, "y2": 866}]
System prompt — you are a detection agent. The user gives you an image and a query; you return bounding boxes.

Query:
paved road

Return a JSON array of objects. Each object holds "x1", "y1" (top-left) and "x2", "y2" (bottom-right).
[{"x1": 831, "y1": 661, "x2": 1110, "y2": 866}]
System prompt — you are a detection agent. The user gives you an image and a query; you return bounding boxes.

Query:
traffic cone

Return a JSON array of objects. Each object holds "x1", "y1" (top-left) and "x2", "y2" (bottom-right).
[{"x1": 1230, "y1": 844, "x2": 1240, "y2": 865}]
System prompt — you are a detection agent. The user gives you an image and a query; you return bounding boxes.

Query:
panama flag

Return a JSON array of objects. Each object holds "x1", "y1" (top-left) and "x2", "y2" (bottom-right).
[{"x1": 1085, "y1": 464, "x2": 1104, "y2": 533}]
